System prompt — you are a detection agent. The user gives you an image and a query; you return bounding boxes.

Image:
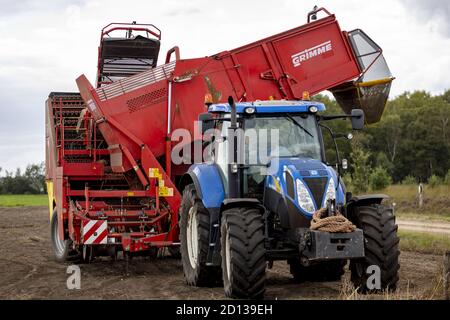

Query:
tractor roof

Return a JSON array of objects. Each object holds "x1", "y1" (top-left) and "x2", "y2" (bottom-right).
[{"x1": 208, "y1": 100, "x2": 325, "y2": 114}]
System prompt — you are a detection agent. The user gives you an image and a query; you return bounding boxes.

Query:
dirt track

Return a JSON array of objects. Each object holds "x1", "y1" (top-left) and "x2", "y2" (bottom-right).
[
  {"x1": 397, "y1": 219, "x2": 450, "y2": 234},
  {"x1": 0, "y1": 206, "x2": 444, "y2": 300}
]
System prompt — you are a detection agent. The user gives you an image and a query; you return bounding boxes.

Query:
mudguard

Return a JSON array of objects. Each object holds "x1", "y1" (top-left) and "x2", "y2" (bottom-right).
[
  {"x1": 180, "y1": 163, "x2": 225, "y2": 209},
  {"x1": 345, "y1": 194, "x2": 390, "y2": 221},
  {"x1": 347, "y1": 194, "x2": 389, "y2": 206}
]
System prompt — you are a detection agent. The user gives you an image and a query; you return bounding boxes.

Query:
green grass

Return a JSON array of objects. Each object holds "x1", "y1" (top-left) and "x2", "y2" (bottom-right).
[
  {"x1": 371, "y1": 184, "x2": 450, "y2": 221},
  {"x1": 398, "y1": 229, "x2": 450, "y2": 254},
  {"x1": 382, "y1": 184, "x2": 450, "y2": 203},
  {"x1": 0, "y1": 194, "x2": 48, "y2": 207}
]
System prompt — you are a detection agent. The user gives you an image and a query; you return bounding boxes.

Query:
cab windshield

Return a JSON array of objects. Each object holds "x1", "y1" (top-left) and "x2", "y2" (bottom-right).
[{"x1": 244, "y1": 114, "x2": 322, "y2": 164}]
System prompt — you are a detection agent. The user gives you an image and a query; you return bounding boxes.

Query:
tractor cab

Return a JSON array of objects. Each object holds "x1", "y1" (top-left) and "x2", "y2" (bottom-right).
[
  {"x1": 200, "y1": 99, "x2": 364, "y2": 226},
  {"x1": 205, "y1": 100, "x2": 325, "y2": 199}
]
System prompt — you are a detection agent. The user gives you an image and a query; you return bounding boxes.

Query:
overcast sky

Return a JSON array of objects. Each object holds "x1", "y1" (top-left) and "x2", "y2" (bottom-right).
[{"x1": 0, "y1": 0, "x2": 449, "y2": 173}]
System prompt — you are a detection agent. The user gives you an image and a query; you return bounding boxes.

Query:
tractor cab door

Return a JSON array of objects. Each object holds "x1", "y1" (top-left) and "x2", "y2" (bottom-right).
[{"x1": 211, "y1": 119, "x2": 264, "y2": 199}]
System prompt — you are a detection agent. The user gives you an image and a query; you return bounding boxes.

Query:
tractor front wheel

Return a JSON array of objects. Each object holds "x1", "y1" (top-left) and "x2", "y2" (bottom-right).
[
  {"x1": 350, "y1": 204, "x2": 400, "y2": 293},
  {"x1": 220, "y1": 207, "x2": 266, "y2": 299}
]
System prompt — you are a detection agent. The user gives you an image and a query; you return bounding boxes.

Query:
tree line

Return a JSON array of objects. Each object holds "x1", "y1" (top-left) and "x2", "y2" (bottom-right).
[
  {"x1": 0, "y1": 163, "x2": 46, "y2": 194},
  {"x1": 318, "y1": 89, "x2": 450, "y2": 192}
]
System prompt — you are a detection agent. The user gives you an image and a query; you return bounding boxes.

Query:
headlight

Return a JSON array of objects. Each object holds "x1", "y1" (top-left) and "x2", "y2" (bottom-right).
[
  {"x1": 296, "y1": 179, "x2": 315, "y2": 213},
  {"x1": 324, "y1": 178, "x2": 336, "y2": 205},
  {"x1": 244, "y1": 107, "x2": 255, "y2": 114}
]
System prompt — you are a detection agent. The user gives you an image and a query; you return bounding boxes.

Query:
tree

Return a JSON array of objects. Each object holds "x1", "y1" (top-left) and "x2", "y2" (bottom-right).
[
  {"x1": 369, "y1": 167, "x2": 392, "y2": 191},
  {"x1": 428, "y1": 175, "x2": 441, "y2": 188},
  {"x1": 24, "y1": 163, "x2": 45, "y2": 194},
  {"x1": 317, "y1": 90, "x2": 450, "y2": 186},
  {"x1": 0, "y1": 162, "x2": 46, "y2": 194},
  {"x1": 402, "y1": 175, "x2": 416, "y2": 185},
  {"x1": 350, "y1": 148, "x2": 372, "y2": 194}
]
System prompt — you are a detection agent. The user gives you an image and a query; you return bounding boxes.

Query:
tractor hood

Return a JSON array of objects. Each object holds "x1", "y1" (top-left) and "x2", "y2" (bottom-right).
[{"x1": 265, "y1": 157, "x2": 345, "y2": 217}]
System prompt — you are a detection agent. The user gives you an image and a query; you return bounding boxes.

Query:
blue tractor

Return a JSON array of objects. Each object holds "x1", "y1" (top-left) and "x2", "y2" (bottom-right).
[{"x1": 179, "y1": 97, "x2": 399, "y2": 299}]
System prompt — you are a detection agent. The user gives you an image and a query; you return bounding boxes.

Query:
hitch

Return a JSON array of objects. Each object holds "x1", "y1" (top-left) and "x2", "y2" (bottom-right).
[{"x1": 298, "y1": 228, "x2": 365, "y2": 261}]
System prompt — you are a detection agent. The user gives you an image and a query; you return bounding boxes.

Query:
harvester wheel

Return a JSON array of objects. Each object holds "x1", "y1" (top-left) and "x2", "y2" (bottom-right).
[
  {"x1": 350, "y1": 204, "x2": 400, "y2": 293},
  {"x1": 288, "y1": 259, "x2": 346, "y2": 282},
  {"x1": 220, "y1": 207, "x2": 266, "y2": 299},
  {"x1": 50, "y1": 208, "x2": 79, "y2": 262},
  {"x1": 180, "y1": 184, "x2": 221, "y2": 286}
]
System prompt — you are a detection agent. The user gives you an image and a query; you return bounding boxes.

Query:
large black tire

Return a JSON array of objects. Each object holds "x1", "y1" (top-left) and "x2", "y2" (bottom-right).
[
  {"x1": 221, "y1": 207, "x2": 266, "y2": 299},
  {"x1": 288, "y1": 259, "x2": 346, "y2": 282},
  {"x1": 350, "y1": 204, "x2": 400, "y2": 293},
  {"x1": 180, "y1": 184, "x2": 221, "y2": 286},
  {"x1": 50, "y1": 208, "x2": 79, "y2": 262}
]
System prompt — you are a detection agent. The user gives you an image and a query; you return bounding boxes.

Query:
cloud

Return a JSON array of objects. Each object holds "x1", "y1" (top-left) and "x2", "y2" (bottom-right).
[
  {"x1": 400, "y1": 0, "x2": 450, "y2": 37},
  {"x1": 165, "y1": 6, "x2": 202, "y2": 17},
  {"x1": 0, "y1": 0, "x2": 88, "y2": 17}
]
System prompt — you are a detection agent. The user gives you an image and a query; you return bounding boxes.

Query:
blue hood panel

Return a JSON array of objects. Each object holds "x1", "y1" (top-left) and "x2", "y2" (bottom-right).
[
  {"x1": 266, "y1": 158, "x2": 345, "y2": 218},
  {"x1": 189, "y1": 158, "x2": 345, "y2": 219}
]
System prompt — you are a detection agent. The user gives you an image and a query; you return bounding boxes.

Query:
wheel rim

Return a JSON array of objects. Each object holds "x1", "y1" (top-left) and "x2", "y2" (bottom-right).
[
  {"x1": 52, "y1": 216, "x2": 66, "y2": 255},
  {"x1": 225, "y1": 229, "x2": 232, "y2": 282},
  {"x1": 186, "y1": 206, "x2": 198, "y2": 268}
]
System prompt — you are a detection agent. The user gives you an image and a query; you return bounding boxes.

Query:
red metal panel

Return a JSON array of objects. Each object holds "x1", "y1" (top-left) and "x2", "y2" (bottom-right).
[
  {"x1": 63, "y1": 162, "x2": 104, "y2": 176},
  {"x1": 79, "y1": 14, "x2": 361, "y2": 163},
  {"x1": 271, "y1": 19, "x2": 359, "y2": 97}
]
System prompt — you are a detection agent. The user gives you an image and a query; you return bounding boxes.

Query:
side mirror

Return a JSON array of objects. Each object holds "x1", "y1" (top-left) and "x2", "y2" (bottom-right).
[
  {"x1": 351, "y1": 109, "x2": 365, "y2": 130},
  {"x1": 198, "y1": 113, "x2": 214, "y2": 134}
]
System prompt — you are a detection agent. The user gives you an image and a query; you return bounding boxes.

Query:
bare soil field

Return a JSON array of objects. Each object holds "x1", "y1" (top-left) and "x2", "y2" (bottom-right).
[{"x1": 0, "y1": 206, "x2": 444, "y2": 300}]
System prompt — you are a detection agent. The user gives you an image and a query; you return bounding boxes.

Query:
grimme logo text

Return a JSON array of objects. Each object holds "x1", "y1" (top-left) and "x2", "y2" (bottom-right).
[{"x1": 291, "y1": 40, "x2": 332, "y2": 67}]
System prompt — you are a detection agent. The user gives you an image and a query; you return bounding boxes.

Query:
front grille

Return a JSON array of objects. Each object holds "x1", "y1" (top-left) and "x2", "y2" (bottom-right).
[{"x1": 303, "y1": 177, "x2": 328, "y2": 209}]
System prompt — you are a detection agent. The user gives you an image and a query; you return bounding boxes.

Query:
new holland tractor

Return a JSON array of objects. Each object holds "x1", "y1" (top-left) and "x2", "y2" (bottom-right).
[{"x1": 178, "y1": 97, "x2": 399, "y2": 299}]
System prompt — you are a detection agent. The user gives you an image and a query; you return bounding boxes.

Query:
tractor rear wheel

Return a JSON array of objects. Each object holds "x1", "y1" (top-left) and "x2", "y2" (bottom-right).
[
  {"x1": 350, "y1": 204, "x2": 400, "y2": 293},
  {"x1": 288, "y1": 259, "x2": 346, "y2": 282},
  {"x1": 180, "y1": 184, "x2": 221, "y2": 287},
  {"x1": 220, "y1": 207, "x2": 266, "y2": 299},
  {"x1": 50, "y1": 208, "x2": 79, "y2": 262}
]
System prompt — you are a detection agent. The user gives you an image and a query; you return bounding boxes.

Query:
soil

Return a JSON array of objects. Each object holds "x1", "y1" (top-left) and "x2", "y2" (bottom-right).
[
  {"x1": 397, "y1": 219, "x2": 450, "y2": 234},
  {"x1": 0, "y1": 206, "x2": 444, "y2": 300}
]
